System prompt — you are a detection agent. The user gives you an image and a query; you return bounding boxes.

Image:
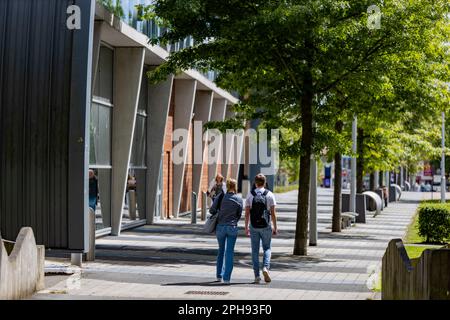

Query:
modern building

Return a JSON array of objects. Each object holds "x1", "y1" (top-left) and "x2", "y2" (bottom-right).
[{"x1": 0, "y1": 0, "x2": 245, "y2": 253}]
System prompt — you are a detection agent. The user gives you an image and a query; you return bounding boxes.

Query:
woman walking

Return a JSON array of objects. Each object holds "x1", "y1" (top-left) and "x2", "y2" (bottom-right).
[
  {"x1": 208, "y1": 173, "x2": 227, "y2": 201},
  {"x1": 209, "y1": 179, "x2": 243, "y2": 284}
]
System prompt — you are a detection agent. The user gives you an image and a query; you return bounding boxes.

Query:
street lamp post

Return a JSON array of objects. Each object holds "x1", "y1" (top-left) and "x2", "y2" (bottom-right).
[
  {"x1": 441, "y1": 111, "x2": 446, "y2": 203},
  {"x1": 309, "y1": 156, "x2": 317, "y2": 246},
  {"x1": 350, "y1": 117, "x2": 357, "y2": 213}
]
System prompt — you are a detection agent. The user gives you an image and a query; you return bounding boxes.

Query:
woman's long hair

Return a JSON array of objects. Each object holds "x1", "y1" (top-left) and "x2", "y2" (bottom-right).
[{"x1": 226, "y1": 179, "x2": 237, "y2": 194}]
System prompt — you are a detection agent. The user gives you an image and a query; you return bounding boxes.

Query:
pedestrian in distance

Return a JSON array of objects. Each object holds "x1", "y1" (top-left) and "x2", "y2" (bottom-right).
[
  {"x1": 208, "y1": 173, "x2": 227, "y2": 201},
  {"x1": 209, "y1": 178, "x2": 243, "y2": 285},
  {"x1": 88, "y1": 169, "x2": 99, "y2": 212},
  {"x1": 245, "y1": 174, "x2": 278, "y2": 284}
]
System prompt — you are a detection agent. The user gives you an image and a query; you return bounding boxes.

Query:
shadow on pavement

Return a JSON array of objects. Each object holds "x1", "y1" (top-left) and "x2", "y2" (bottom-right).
[{"x1": 162, "y1": 281, "x2": 254, "y2": 287}]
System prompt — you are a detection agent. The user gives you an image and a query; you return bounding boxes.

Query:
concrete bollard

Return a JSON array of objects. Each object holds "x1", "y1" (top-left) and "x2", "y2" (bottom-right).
[
  {"x1": 36, "y1": 245, "x2": 46, "y2": 291},
  {"x1": 129, "y1": 190, "x2": 137, "y2": 220},
  {"x1": 242, "y1": 179, "x2": 251, "y2": 199},
  {"x1": 201, "y1": 192, "x2": 207, "y2": 221},
  {"x1": 191, "y1": 192, "x2": 197, "y2": 224},
  {"x1": 86, "y1": 208, "x2": 95, "y2": 262}
]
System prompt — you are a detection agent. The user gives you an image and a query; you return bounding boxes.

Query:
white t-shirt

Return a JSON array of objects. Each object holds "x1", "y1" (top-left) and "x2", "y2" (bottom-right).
[{"x1": 245, "y1": 187, "x2": 277, "y2": 210}]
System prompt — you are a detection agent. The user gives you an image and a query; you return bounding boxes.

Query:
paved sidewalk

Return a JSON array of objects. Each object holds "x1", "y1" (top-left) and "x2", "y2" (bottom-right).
[{"x1": 33, "y1": 189, "x2": 425, "y2": 300}]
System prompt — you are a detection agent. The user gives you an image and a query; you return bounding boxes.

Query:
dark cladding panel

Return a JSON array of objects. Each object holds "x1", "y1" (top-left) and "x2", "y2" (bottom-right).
[{"x1": 0, "y1": 0, "x2": 94, "y2": 250}]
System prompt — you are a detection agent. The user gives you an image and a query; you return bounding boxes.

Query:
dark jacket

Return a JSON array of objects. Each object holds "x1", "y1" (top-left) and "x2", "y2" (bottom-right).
[{"x1": 209, "y1": 192, "x2": 243, "y2": 226}]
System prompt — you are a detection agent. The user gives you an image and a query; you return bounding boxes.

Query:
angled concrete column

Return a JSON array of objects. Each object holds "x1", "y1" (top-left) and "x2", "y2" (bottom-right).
[
  {"x1": 111, "y1": 48, "x2": 145, "y2": 235},
  {"x1": 91, "y1": 21, "x2": 104, "y2": 90},
  {"x1": 208, "y1": 98, "x2": 227, "y2": 187},
  {"x1": 222, "y1": 105, "x2": 235, "y2": 179},
  {"x1": 192, "y1": 91, "x2": 214, "y2": 196},
  {"x1": 172, "y1": 79, "x2": 197, "y2": 217},
  {"x1": 146, "y1": 76, "x2": 174, "y2": 224},
  {"x1": 230, "y1": 125, "x2": 245, "y2": 182}
]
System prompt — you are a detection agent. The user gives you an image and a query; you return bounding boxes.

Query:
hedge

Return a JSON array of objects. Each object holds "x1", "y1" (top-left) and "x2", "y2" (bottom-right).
[{"x1": 418, "y1": 203, "x2": 450, "y2": 244}]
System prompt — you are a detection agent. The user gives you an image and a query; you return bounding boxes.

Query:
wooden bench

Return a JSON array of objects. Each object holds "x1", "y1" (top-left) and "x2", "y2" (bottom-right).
[{"x1": 341, "y1": 212, "x2": 359, "y2": 229}]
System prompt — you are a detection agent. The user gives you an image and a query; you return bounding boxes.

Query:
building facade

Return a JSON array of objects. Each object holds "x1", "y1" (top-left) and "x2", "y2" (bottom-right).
[{"x1": 0, "y1": 0, "x2": 242, "y2": 252}]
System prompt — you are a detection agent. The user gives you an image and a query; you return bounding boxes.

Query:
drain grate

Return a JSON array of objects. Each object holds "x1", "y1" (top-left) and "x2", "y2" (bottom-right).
[{"x1": 185, "y1": 291, "x2": 229, "y2": 296}]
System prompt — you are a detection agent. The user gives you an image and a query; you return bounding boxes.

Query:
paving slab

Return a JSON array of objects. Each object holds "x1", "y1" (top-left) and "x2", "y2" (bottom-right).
[{"x1": 33, "y1": 189, "x2": 429, "y2": 300}]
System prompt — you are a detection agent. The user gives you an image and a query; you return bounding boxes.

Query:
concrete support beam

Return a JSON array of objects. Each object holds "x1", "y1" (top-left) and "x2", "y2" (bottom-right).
[
  {"x1": 172, "y1": 79, "x2": 198, "y2": 217},
  {"x1": 145, "y1": 76, "x2": 174, "y2": 224},
  {"x1": 192, "y1": 91, "x2": 214, "y2": 196},
  {"x1": 222, "y1": 105, "x2": 235, "y2": 179},
  {"x1": 208, "y1": 99, "x2": 227, "y2": 187},
  {"x1": 248, "y1": 119, "x2": 275, "y2": 190},
  {"x1": 230, "y1": 122, "x2": 245, "y2": 182},
  {"x1": 110, "y1": 48, "x2": 145, "y2": 235}
]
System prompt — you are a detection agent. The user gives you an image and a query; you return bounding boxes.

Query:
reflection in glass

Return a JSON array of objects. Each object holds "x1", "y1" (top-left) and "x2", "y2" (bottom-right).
[
  {"x1": 89, "y1": 168, "x2": 112, "y2": 230},
  {"x1": 122, "y1": 169, "x2": 146, "y2": 223},
  {"x1": 89, "y1": 102, "x2": 112, "y2": 230},
  {"x1": 90, "y1": 103, "x2": 112, "y2": 166}
]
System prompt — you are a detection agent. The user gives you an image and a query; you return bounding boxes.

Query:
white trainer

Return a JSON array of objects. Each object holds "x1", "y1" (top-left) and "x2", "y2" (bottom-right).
[{"x1": 262, "y1": 267, "x2": 271, "y2": 283}]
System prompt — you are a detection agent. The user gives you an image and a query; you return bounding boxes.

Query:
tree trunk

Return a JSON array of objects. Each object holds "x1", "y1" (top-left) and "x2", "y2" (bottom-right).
[
  {"x1": 379, "y1": 171, "x2": 384, "y2": 187},
  {"x1": 369, "y1": 172, "x2": 375, "y2": 191},
  {"x1": 294, "y1": 71, "x2": 313, "y2": 256},
  {"x1": 332, "y1": 120, "x2": 343, "y2": 233},
  {"x1": 356, "y1": 128, "x2": 364, "y2": 193}
]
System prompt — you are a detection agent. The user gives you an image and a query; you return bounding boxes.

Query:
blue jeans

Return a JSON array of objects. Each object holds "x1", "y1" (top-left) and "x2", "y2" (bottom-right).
[
  {"x1": 89, "y1": 195, "x2": 97, "y2": 211},
  {"x1": 216, "y1": 224, "x2": 238, "y2": 281},
  {"x1": 250, "y1": 225, "x2": 272, "y2": 277}
]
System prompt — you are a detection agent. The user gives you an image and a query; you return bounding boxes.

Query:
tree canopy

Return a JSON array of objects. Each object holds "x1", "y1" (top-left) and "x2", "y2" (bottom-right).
[{"x1": 139, "y1": 0, "x2": 450, "y2": 255}]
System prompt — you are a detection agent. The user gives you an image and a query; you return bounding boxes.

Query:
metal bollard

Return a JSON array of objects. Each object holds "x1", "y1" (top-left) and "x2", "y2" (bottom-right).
[
  {"x1": 129, "y1": 190, "x2": 137, "y2": 220},
  {"x1": 191, "y1": 192, "x2": 197, "y2": 224},
  {"x1": 201, "y1": 192, "x2": 207, "y2": 221},
  {"x1": 86, "y1": 208, "x2": 96, "y2": 261},
  {"x1": 71, "y1": 253, "x2": 82, "y2": 267}
]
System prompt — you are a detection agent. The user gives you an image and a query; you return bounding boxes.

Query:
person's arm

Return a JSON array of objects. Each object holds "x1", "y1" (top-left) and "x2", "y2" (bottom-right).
[
  {"x1": 270, "y1": 206, "x2": 278, "y2": 235},
  {"x1": 236, "y1": 200, "x2": 243, "y2": 221},
  {"x1": 269, "y1": 193, "x2": 278, "y2": 235},
  {"x1": 209, "y1": 185, "x2": 216, "y2": 199},
  {"x1": 209, "y1": 195, "x2": 219, "y2": 215},
  {"x1": 245, "y1": 206, "x2": 251, "y2": 236}
]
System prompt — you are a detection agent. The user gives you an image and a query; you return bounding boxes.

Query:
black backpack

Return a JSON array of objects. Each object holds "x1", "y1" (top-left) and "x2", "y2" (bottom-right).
[{"x1": 250, "y1": 190, "x2": 270, "y2": 228}]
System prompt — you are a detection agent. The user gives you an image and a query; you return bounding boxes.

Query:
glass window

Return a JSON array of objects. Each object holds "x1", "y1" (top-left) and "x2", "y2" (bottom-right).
[
  {"x1": 123, "y1": 169, "x2": 146, "y2": 223},
  {"x1": 138, "y1": 69, "x2": 148, "y2": 114},
  {"x1": 89, "y1": 168, "x2": 112, "y2": 230},
  {"x1": 94, "y1": 46, "x2": 114, "y2": 102},
  {"x1": 90, "y1": 102, "x2": 112, "y2": 166}
]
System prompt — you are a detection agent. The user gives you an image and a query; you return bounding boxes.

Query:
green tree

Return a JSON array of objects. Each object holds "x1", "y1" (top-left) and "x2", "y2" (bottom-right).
[{"x1": 145, "y1": 0, "x2": 450, "y2": 255}]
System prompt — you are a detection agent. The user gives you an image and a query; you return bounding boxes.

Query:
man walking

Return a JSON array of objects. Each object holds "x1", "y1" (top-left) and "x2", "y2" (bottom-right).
[{"x1": 245, "y1": 174, "x2": 278, "y2": 283}]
